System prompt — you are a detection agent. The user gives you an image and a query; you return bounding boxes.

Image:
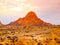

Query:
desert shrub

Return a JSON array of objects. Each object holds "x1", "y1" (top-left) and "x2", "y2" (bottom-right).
[
  {"x1": 37, "y1": 42, "x2": 43, "y2": 45},
  {"x1": 5, "y1": 43, "x2": 9, "y2": 45},
  {"x1": 54, "y1": 38, "x2": 60, "y2": 43},
  {"x1": 0, "y1": 37, "x2": 5, "y2": 42},
  {"x1": 0, "y1": 44, "x2": 3, "y2": 45}
]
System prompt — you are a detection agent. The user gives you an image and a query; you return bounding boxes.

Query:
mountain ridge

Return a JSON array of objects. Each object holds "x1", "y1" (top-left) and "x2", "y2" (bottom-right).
[{"x1": 7, "y1": 11, "x2": 52, "y2": 26}]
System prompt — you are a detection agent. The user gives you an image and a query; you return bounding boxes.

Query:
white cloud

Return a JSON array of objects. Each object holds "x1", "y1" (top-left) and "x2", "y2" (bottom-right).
[{"x1": 8, "y1": 6, "x2": 23, "y2": 11}]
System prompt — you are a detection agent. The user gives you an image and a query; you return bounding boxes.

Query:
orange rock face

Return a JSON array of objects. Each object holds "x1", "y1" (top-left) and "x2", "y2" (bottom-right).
[{"x1": 8, "y1": 11, "x2": 52, "y2": 26}]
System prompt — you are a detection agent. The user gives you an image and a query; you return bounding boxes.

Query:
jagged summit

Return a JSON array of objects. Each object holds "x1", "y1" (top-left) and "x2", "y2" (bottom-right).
[
  {"x1": 25, "y1": 11, "x2": 38, "y2": 19},
  {"x1": 17, "y1": 11, "x2": 38, "y2": 21},
  {"x1": 8, "y1": 11, "x2": 52, "y2": 26}
]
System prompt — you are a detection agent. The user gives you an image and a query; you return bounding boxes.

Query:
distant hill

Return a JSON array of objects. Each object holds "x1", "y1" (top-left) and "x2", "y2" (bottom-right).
[
  {"x1": 0, "y1": 21, "x2": 4, "y2": 26},
  {"x1": 8, "y1": 11, "x2": 52, "y2": 26}
]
